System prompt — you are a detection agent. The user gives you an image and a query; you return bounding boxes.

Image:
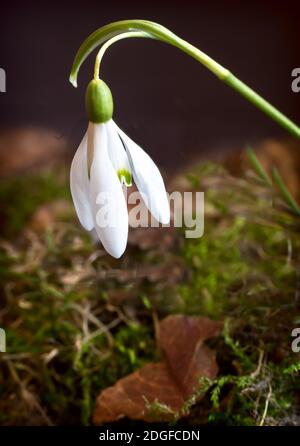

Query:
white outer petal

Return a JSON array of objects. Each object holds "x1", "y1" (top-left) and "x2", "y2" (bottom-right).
[
  {"x1": 70, "y1": 131, "x2": 94, "y2": 230},
  {"x1": 89, "y1": 123, "x2": 128, "y2": 258},
  {"x1": 113, "y1": 121, "x2": 170, "y2": 224},
  {"x1": 106, "y1": 120, "x2": 131, "y2": 184}
]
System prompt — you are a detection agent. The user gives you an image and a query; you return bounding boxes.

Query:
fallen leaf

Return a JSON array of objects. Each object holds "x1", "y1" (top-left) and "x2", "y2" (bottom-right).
[
  {"x1": 159, "y1": 315, "x2": 222, "y2": 398},
  {"x1": 93, "y1": 315, "x2": 222, "y2": 424},
  {"x1": 93, "y1": 363, "x2": 184, "y2": 423}
]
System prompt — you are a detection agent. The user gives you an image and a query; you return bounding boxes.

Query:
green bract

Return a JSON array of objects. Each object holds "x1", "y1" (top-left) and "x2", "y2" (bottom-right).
[{"x1": 85, "y1": 79, "x2": 113, "y2": 123}]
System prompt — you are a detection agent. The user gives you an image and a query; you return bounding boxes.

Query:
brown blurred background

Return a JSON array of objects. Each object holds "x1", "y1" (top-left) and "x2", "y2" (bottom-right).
[{"x1": 0, "y1": 0, "x2": 299, "y2": 170}]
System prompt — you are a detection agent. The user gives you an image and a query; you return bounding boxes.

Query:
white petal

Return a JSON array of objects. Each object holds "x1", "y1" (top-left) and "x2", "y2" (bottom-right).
[
  {"x1": 114, "y1": 122, "x2": 170, "y2": 224},
  {"x1": 70, "y1": 131, "x2": 94, "y2": 231},
  {"x1": 89, "y1": 123, "x2": 128, "y2": 258},
  {"x1": 106, "y1": 120, "x2": 132, "y2": 186}
]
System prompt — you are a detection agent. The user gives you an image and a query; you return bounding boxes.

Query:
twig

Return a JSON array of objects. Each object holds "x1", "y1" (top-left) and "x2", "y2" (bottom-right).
[
  {"x1": 250, "y1": 350, "x2": 264, "y2": 379},
  {"x1": 83, "y1": 318, "x2": 120, "y2": 344},
  {"x1": 259, "y1": 382, "x2": 272, "y2": 426},
  {"x1": 6, "y1": 360, "x2": 53, "y2": 425},
  {"x1": 286, "y1": 238, "x2": 293, "y2": 265}
]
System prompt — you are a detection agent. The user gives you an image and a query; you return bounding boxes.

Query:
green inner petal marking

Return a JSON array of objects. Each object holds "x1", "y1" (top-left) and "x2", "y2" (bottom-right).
[{"x1": 117, "y1": 169, "x2": 132, "y2": 187}]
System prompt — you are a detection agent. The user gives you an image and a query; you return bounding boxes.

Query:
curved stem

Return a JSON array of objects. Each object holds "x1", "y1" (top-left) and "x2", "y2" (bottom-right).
[
  {"x1": 69, "y1": 20, "x2": 300, "y2": 141},
  {"x1": 69, "y1": 20, "x2": 229, "y2": 87},
  {"x1": 93, "y1": 31, "x2": 148, "y2": 80}
]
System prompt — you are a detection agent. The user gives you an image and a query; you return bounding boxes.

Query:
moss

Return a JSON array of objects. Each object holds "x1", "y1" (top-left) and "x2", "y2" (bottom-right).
[{"x1": 0, "y1": 163, "x2": 299, "y2": 425}]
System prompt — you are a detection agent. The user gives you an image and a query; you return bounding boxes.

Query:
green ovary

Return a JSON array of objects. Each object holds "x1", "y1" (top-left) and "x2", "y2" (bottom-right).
[{"x1": 85, "y1": 79, "x2": 113, "y2": 123}]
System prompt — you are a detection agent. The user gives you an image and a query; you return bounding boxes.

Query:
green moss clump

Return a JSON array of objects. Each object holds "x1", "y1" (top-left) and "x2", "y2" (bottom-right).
[{"x1": 0, "y1": 163, "x2": 299, "y2": 426}]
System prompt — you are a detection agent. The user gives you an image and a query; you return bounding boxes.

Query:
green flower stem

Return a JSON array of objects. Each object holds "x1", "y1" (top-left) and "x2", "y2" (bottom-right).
[
  {"x1": 224, "y1": 75, "x2": 300, "y2": 140},
  {"x1": 93, "y1": 31, "x2": 148, "y2": 80},
  {"x1": 272, "y1": 167, "x2": 300, "y2": 216},
  {"x1": 69, "y1": 20, "x2": 300, "y2": 141},
  {"x1": 69, "y1": 20, "x2": 229, "y2": 86}
]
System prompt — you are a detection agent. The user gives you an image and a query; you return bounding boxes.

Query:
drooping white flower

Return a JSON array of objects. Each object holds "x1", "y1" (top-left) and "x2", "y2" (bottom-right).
[{"x1": 70, "y1": 79, "x2": 170, "y2": 258}]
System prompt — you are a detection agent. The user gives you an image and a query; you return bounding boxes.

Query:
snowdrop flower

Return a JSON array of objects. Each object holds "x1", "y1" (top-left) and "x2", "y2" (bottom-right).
[{"x1": 70, "y1": 79, "x2": 170, "y2": 258}]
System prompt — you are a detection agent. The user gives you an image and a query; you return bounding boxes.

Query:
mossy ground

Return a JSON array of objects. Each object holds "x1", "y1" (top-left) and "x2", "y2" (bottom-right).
[{"x1": 0, "y1": 162, "x2": 299, "y2": 425}]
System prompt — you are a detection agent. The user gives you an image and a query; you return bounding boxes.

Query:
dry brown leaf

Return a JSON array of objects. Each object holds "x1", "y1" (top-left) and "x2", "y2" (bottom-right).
[
  {"x1": 93, "y1": 315, "x2": 222, "y2": 424},
  {"x1": 93, "y1": 363, "x2": 184, "y2": 423},
  {"x1": 159, "y1": 315, "x2": 222, "y2": 398}
]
